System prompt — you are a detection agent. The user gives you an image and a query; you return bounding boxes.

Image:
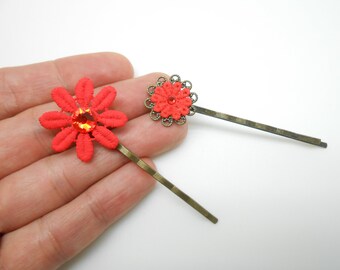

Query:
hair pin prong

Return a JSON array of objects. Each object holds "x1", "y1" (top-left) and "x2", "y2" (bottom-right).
[
  {"x1": 116, "y1": 143, "x2": 218, "y2": 224},
  {"x1": 192, "y1": 105, "x2": 327, "y2": 148}
]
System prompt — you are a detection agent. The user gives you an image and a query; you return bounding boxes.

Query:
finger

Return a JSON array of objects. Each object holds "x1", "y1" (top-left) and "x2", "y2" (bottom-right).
[
  {"x1": 0, "y1": 52, "x2": 133, "y2": 119},
  {"x1": 0, "y1": 159, "x2": 155, "y2": 270},
  {"x1": 0, "y1": 73, "x2": 163, "y2": 179},
  {"x1": 0, "y1": 114, "x2": 187, "y2": 232}
]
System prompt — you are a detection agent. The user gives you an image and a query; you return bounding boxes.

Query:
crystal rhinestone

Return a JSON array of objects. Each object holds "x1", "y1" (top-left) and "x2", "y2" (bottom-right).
[{"x1": 72, "y1": 108, "x2": 97, "y2": 133}]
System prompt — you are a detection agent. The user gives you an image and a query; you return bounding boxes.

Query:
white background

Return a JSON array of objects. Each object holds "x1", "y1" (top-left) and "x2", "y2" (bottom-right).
[{"x1": 1, "y1": 0, "x2": 339, "y2": 269}]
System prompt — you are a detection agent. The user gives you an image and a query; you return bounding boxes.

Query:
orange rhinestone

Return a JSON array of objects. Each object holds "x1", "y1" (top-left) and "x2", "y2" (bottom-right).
[{"x1": 72, "y1": 108, "x2": 97, "y2": 133}]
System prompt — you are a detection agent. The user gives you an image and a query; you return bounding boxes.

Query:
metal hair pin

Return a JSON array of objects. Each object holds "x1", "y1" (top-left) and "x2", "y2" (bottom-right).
[
  {"x1": 140, "y1": 74, "x2": 328, "y2": 222},
  {"x1": 145, "y1": 75, "x2": 327, "y2": 148},
  {"x1": 39, "y1": 77, "x2": 218, "y2": 224},
  {"x1": 39, "y1": 75, "x2": 327, "y2": 226}
]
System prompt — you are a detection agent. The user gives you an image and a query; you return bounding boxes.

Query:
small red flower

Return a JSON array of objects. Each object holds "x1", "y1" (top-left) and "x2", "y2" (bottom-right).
[
  {"x1": 151, "y1": 81, "x2": 192, "y2": 121},
  {"x1": 145, "y1": 75, "x2": 197, "y2": 126},
  {"x1": 39, "y1": 78, "x2": 128, "y2": 162}
]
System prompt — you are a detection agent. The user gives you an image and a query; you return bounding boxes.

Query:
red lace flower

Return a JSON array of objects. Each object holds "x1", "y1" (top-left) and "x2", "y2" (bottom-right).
[
  {"x1": 145, "y1": 75, "x2": 197, "y2": 126},
  {"x1": 39, "y1": 78, "x2": 128, "y2": 162}
]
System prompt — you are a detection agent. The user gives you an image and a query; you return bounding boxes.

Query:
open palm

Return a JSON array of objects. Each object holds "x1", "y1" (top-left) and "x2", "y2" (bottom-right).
[{"x1": 0, "y1": 52, "x2": 187, "y2": 269}]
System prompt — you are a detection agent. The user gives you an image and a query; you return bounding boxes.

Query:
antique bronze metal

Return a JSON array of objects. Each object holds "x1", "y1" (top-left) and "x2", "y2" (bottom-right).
[
  {"x1": 117, "y1": 143, "x2": 218, "y2": 224},
  {"x1": 193, "y1": 106, "x2": 327, "y2": 148}
]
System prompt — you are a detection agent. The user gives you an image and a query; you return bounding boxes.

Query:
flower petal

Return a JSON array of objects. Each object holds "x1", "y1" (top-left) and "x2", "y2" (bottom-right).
[
  {"x1": 92, "y1": 126, "x2": 119, "y2": 149},
  {"x1": 177, "y1": 88, "x2": 191, "y2": 98},
  {"x1": 91, "y1": 86, "x2": 117, "y2": 111},
  {"x1": 162, "y1": 82, "x2": 174, "y2": 96},
  {"x1": 178, "y1": 97, "x2": 192, "y2": 107},
  {"x1": 179, "y1": 106, "x2": 190, "y2": 115},
  {"x1": 172, "y1": 112, "x2": 181, "y2": 120},
  {"x1": 160, "y1": 106, "x2": 172, "y2": 118},
  {"x1": 51, "y1": 87, "x2": 77, "y2": 112},
  {"x1": 153, "y1": 101, "x2": 167, "y2": 112},
  {"x1": 76, "y1": 133, "x2": 94, "y2": 162},
  {"x1": 75, "y1": 78, "x2": 94, "y2": 108},
  {"x1": 154, "y1": 86, "x2": 166, "y2": 97},
  {"x1": 39, "y1": 111, "x2": 71, "y2": 129},
  {"x1": 151, "y1": 93, "x2": 166, "y2": 103},
  {"x1": 52, "y1": 127, "x2": 78, "y2": 152},
  {"x1": 173, "y1": 82, "x2": 182, "y2": 94},
  {"x1": 97, "y1": 110, "x2": 128, "y2": 128}
]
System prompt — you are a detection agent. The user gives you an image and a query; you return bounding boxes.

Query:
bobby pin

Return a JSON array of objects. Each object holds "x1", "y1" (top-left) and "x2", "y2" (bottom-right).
[
  {"x1": 39, "y1": 78, "x2": 218, "y2": 223},
  {"x1": 144, "y1": 75, "x2": 327, "y2": 148}
]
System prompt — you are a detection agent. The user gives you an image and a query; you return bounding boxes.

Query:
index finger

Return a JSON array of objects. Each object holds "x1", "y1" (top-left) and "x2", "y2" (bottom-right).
[{"x1": 0, "y1": 52, "x2": 133, "y2": 119}]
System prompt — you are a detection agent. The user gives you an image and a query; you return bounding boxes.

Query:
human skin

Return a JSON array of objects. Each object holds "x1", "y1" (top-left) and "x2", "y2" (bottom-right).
[{"x1": 0, "y1": 52, "x2": 187, "y2": 269}]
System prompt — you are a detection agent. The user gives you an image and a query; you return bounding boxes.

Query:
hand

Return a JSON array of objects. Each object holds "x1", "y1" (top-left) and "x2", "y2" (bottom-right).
[{"x1": 0, "y1": 52, "x2": 187, "y2": 269}]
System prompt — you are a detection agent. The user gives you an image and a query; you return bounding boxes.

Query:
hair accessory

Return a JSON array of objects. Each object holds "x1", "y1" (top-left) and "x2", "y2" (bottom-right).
[
  {"x1": 39, "y1": 78, "x2": 218, "y2": 224},
  {"x1": 39, "y1": 74, "x2": 328, "y2": 225},
  {"x1": 145, "y1": 75, "x2": 327, "y2": 148}
]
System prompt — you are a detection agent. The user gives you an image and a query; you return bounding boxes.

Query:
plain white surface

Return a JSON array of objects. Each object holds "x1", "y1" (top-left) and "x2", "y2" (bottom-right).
[{"x1": 1, "y1": 0, "x2": 340, "y2": 269}]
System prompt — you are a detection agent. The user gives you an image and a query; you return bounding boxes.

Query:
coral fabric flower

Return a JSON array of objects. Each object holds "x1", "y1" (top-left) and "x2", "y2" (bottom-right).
[
  {"x1": 39, "y1": 78, "x2": 128, "y2": 162},
  {"x1": 151, "y1": 81, "x2": 192, "y2": 120}
]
